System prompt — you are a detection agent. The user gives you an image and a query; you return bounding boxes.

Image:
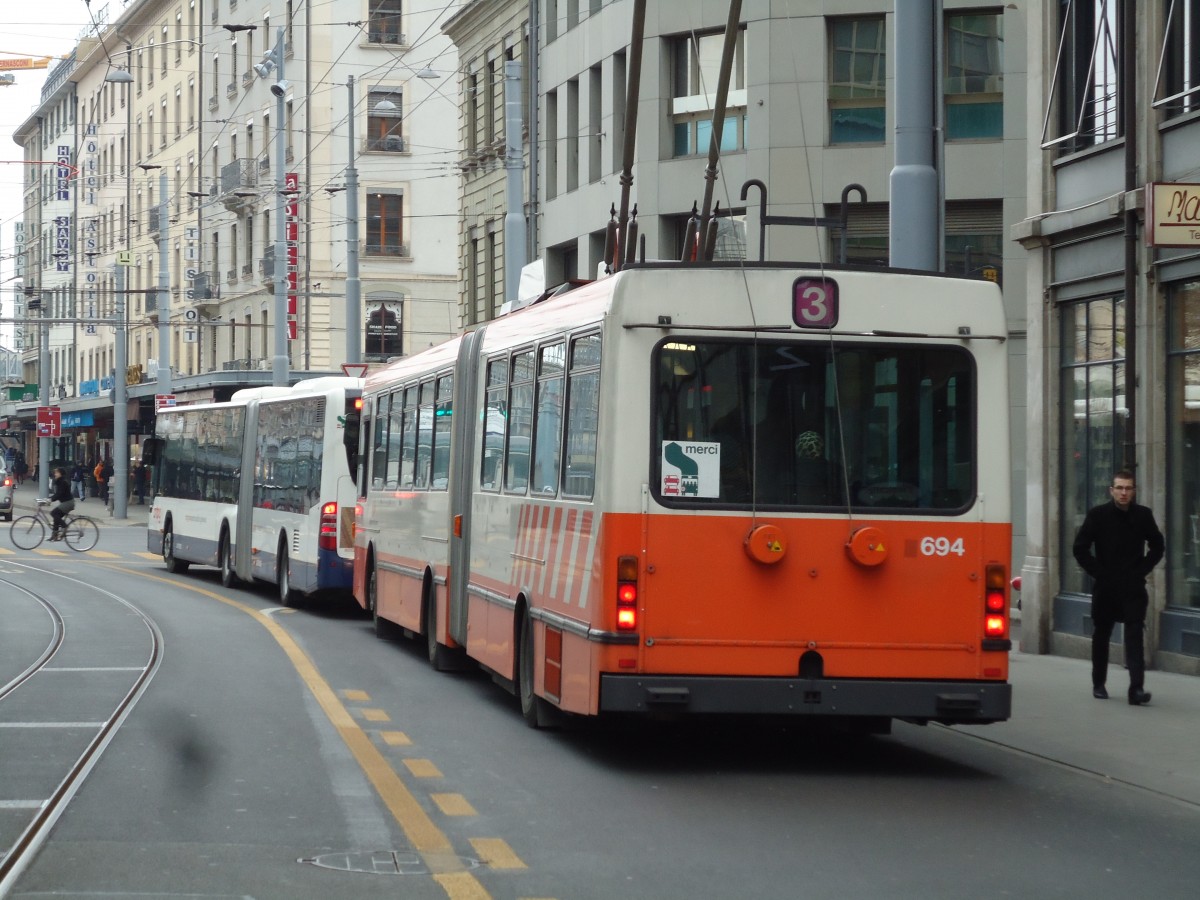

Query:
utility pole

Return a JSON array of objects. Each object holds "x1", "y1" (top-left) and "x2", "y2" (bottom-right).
[{"x1": 345, "y1": 76, "x2": 361, "y2": 365}]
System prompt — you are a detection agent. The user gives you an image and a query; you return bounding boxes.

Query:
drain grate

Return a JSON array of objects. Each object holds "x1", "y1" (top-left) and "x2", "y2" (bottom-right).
[{"x1": 298, "y1": 850, "x2": 480, "y2": 875}]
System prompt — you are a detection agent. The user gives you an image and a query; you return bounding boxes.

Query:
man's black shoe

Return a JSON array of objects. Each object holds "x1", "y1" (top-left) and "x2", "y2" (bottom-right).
[
  {"x1": 1128, "y1": 689, "x2": 1152, "y2": 706},
  {"x1": 1092, "y1": 686, "x2": 1108, "y2": 699}
]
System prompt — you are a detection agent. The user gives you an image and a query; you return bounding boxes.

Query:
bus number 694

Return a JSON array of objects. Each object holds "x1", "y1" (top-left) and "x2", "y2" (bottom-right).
[{"x1": 920, "y1": 536, "x2": 965, "y2": 557}]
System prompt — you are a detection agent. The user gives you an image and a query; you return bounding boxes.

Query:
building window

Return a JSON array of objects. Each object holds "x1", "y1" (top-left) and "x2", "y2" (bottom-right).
[
  {"x1": 829, "y1": 16, "x2": 886, "y2": 144},
  {"x1": 367, "y1": 89, "x2": 404, "y2": 151},
  {"x1": 1060, "y1": 295, "x2": 1126, "y2": 597},
  {"x1": 669, "y1": 29, "x2": 747, "y2": 157},
  {"x1": 1166, "y1": 282, "x2": 1200, "y2": 610},
  {"x1": 945, "y1": 12, "x2": 1003, "y2": 140},
  {"x1": 1154, "y1": 0, "x2": 1200, "y2": 117},
  {"x1": 366, "y1": 193, "x2": 405, "y2": 256},
  {"x1": 365, "y1": 298, "x2": 403, "y2": 358},
  {"x1": 368, "y1": 0, "x2": 403, "y2": 44},
  {"x1": 1044, "y1": 0, "x2": 1122, "y2": 153}
]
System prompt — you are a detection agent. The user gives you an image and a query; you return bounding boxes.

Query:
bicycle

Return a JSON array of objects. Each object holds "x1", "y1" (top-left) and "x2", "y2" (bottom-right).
[{"x1": 9, "y1": 499, "x2": 100, "y2": 552}]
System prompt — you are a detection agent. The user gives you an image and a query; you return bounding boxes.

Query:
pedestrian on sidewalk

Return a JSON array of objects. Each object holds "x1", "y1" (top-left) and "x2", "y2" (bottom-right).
[
  {"x1": 1072, "y1": 468, "x2": 1164, "y2": 706},
  {"x1": 70, "y1": 462, "x2": 86, "y2": 501}
]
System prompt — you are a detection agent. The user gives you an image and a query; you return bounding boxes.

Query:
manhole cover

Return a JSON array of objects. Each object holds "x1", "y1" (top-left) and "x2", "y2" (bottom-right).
[{"x1": 298, "y1": 850, "x2": 480, "y2": 875}]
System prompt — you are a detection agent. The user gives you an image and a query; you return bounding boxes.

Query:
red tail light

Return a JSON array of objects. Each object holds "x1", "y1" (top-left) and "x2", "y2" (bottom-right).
[
  {"x1": 616, "y1": 555, "x2": 638, "y2": 632},
  {"x1": 319, "y1": 502, "x2": 338, "y2": 551},
  {"x1": 984, "y1": 563, "x2": 1007, "y2": 639}
]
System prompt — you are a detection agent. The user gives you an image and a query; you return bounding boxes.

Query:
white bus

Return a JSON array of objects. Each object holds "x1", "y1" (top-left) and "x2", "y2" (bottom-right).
[
  {"x1": 146, "y1": 376, "x2": 363, "y2": 603},
  {"x1": 352, "y1": 263, "x2": 1014, "y2": 729}
]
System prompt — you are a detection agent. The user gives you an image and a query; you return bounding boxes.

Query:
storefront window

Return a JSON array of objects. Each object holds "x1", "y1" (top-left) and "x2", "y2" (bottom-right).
[
  {"x1": 1061, "y1": 296, "x2": 1126, "y2": 595},
  {"x1": 1166, "y1": 281, "x2": 1200, "y2": 610}
]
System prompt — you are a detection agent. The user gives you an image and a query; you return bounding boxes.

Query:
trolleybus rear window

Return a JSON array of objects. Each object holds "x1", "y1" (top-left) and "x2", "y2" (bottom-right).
[{"x1": 653, "y1": 339, "x2": 975, "y2": 511}]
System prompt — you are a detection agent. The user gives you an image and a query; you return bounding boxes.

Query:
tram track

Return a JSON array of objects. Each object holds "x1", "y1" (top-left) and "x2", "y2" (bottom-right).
[
  {"x1": 0, "y1": 581, "x2": 65, "y2": 703},
  {"x1": 0, "y1": 565, "x2": 164, "y2": 897}
]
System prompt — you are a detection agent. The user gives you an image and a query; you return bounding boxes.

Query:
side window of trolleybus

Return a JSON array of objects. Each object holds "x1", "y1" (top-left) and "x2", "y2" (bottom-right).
[
  {"x1": 481, "y1": 358, "x2": 509, "y2": 491},
  {"x1": 371, "y1": 394, "x2": 389, "y2": 489},
  {"x1": 506, "y1": 351, "x2": 535, "y2": 493},
  {"x1": 653, "y1": 339, "x2": 974, "y2": 511},
  {"x1": 400, "y1": 385, "x2": 418, "y2": 488},
  {"x1": 563, "y1": 334, "x2": 601, "y2": 499},
  {"x1": 432, "y1": 375, "x2": 453, "y2": 489},
  {"x1": 532, "y1": 344, "x2": 565, "y2": 496}
]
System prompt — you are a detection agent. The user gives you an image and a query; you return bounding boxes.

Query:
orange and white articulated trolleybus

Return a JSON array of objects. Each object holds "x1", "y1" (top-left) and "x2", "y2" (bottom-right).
[{"x1": 352, "y1": 262, "x2": 1012, "y2": 729}]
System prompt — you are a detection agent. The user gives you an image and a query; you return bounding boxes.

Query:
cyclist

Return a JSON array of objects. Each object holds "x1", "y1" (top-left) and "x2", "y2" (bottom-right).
[{"x1": 49, "y1": 467, "x2": 75, "y2": 541}]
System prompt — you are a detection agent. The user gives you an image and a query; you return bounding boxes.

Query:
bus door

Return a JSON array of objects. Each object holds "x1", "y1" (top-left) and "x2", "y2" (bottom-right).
[
  {"x1": 447, "y1": 328, "x2": 485, "y2": 647},
  {"x1": 233, "y1": 400, "x2": 261, "y2": 582}
]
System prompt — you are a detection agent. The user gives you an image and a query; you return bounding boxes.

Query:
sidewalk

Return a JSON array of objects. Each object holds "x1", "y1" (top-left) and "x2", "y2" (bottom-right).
[
  {"x1": 965, "y1": 642, "x2": 1200, "y2": 806},
  {"x1": 9, "y1": 478, "x2": 150, "y2": 527}
]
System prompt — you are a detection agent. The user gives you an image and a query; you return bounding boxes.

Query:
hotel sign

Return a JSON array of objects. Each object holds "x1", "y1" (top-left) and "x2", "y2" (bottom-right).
[{"x1": 1147, "y1": 182, "x2": 1200, "y2": 247}]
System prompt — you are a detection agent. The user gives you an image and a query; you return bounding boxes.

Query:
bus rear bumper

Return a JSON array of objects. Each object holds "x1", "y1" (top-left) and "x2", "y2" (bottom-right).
[{"x1": 599, "y1": 675, "x2": 1011, "y2": 724}]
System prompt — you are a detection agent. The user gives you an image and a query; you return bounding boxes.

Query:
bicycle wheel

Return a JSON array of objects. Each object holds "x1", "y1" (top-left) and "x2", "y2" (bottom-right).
[
  {"x1": 10, "y1": 515, "x2": 46, "y2": 550},
  {"x1": 63, "y1": 516, "x2": 99, "y2": 552}
]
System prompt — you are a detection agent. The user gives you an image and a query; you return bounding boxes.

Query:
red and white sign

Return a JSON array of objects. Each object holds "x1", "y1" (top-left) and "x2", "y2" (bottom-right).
[
  {"x1": 36, "y1": 405, "x2": 60, "y2": 437},
  {"x1": 286, "y1": 172, "x2": 300, "y2": 341},
  {"x1": 341, "y1": 363, "x2": 369, "y2": 378},
  {"x1": 155, "y1": 394, "x2": 177, "y2": 411}
]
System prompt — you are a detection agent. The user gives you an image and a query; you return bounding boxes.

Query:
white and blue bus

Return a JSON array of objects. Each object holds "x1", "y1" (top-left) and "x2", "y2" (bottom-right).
[{"x1": 145, "y1": 376, "x2": 363, "y2": 604}]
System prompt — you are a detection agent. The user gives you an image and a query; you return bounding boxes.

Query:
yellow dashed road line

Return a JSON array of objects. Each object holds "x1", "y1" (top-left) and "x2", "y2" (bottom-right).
[
  {"x1": 432, "y1": 793, "x2": 477, "y2": 817},
  {"x1": 404, "y1": 758, "x2": 443, "y2": 778},
  {"x1": 380, "y1": 730, "x2": 412, "y2": 746},
  {"x1": 469, "y1": 838, "x2": 527, "y2": 870}
]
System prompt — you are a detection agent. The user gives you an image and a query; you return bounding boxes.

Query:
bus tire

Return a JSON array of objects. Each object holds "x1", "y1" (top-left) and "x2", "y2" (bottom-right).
[
  {"x1": 369, "y1": 562, "x2": 401, "y2": 640},
  {"x1": 162, "y1": 521, "x2": 190, "y2": 574},
  {"x1": 424, "y1": 587, "x2": 452, "y2": 671},
  {"x1": 219, "y1": 529, "x2": 238, "y2": 588},
  {"x1": 277, "y1": 543, "x2": 296, "y2": 607},
  {"x1": 518, "y1": 611, "x2": 554, "y2": 729}
]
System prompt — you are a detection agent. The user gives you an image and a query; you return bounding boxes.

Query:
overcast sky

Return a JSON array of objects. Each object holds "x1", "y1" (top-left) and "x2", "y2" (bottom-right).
[{"x1": 0, "y1": 1, "x2": 96, "y2": 346}]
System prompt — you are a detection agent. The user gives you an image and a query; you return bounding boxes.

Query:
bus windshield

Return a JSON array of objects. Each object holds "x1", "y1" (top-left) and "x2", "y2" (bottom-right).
[{"x1": 653, "y1": 339, "x2": 975, "y2": 511}]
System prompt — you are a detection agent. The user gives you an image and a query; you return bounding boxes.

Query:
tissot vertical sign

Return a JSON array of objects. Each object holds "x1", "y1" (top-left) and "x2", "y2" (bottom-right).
[
  {"x1": 660, "y1": 441, "x2": 721, "y2": 498},
  {"x1": 285, "y1": 172, "x2": 299, "y2": 340}
]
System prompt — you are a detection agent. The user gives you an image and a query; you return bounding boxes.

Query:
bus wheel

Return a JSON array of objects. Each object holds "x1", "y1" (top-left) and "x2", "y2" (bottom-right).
[
  {"x1": 369, "y1": 563, "x2": 401, "y2": 640},
  {"x1": 424, "y1": 589, "x2": 452, "y2": 671},
  {"x1": 219, "y1": 529, "x2": 238, "y2": 588},
  {"x1": 277, "y1": 544, "x2": 296, "y2": 607},
  {"x1": 518, "y1": 611, "x2": 553, "y2": 729},
  {"x1": 162, "y1": 522, "x2": 190, "y2": 574}
]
